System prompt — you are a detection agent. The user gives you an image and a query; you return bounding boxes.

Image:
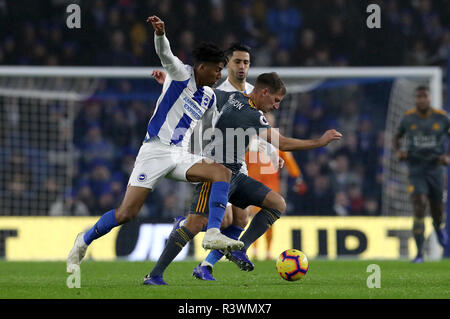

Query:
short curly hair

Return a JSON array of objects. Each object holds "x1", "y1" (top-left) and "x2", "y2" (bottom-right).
[{"x1": 192, "y1": 42, "x2": 228, "y2": 66}]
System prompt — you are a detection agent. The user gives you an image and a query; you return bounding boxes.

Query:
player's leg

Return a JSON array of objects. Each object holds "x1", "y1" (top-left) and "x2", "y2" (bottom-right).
[
  {"x1": 144, "y1": 172, "x2": 236, "y2": 285},
  {"x1": 238, "y1": 190, "x2": 286, "y2": 252},
  {"x1": 265, "y1": 226, "x2": 273, "y2": 260},
  {"x1": 200, "y1": 205, "x2": 248, "y2": 272},
  {"x1": 248, "y1": 206, "x2": 260, "y2": 258},
  {"x1": 67, "y1": 186, "x2": 150, "y2": 271},
  {"x1": 224, "y1": 175, "x2": 284, "y2": 271},
  {"x1": 407, "y1": 168, "x2": 428, "y2": 263},
  {"x1": 411, "y1": 193, "x2": 427, "y2": 262},
  {"x1": 144, "y1": 213, "x2": 207, "y2": 285},
  {"x1": 429, "y1": 199, "x2": 448, "y2": 246},
  {"x1": 427, "y1": 166, "x2": 448, "y2": 247},
  {"x1": 176, "y1": 157, "x2": 243, "y2": 250},
  {"x1": 67, "y1": 140, "x2": 169, "y2": 270}
]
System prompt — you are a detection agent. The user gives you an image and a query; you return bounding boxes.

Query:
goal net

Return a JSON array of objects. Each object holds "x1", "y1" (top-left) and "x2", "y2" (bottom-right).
[{"x1": 0, "y1": 66, "x2": 443, "y2": 218}]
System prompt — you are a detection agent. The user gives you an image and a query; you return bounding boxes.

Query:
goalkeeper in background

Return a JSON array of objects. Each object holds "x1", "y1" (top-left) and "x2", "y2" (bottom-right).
[{"x1": 393, "y1": 85, "x2": 449, "y2": 263}]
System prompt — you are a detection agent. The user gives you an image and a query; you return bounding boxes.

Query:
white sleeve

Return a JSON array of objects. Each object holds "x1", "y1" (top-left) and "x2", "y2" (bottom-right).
[{"x1": 154, "y1": 33, "x2": 190, "y2": 81}]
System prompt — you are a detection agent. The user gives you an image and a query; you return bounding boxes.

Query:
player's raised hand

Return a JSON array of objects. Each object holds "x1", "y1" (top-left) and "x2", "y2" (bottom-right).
[
  {"x1": 152, "y1": 70, "x2": 166, "y2": 85},
  {"x1": 318, "y1": 129, "x2": 342, "y2": 146},
  {"x1": 147, "y1": 15, "x2": 165, "y2": 36}
]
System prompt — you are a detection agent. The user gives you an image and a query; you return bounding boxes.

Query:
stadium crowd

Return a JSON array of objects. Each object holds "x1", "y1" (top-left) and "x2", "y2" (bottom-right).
[{"x1": 0, "y1": 0, "x2": 448, "y2": 218}]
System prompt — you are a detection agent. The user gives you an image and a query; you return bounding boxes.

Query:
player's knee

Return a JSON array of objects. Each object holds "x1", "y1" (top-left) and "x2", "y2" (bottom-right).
[
  {"x1": 412, "y1": 195, "x2": 427, "y2": 215},
  {"x1": 221, "y1": 206, "x2": 233, "y2": 229},
  {"x1": 211, "y1": 164, "x2": 232, "y2": 183},
  {"x1": 276, "y1": 197, "x2": 287, "y2": 214},
  {"x1": 185, "y1": 214, "x2": 208, "y2": 235},
  {"x1": 115, "y1": 206, "x2": 140, "y2": 224},
  {"x1": 233, "y1": 209, "x2": 249, "y2": 228},
  {"x1": 270, "y1": 194, "x2": 286, "y2": 213}
]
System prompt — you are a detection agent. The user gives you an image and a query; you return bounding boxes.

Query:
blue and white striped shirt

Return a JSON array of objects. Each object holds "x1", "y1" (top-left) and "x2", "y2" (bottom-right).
[{"x1": 145, "y1": 34, "x2": 215, "y2": 149}]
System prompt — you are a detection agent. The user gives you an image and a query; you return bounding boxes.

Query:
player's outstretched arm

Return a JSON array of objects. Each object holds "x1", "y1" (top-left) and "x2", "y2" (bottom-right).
[
  {"x1": 260, "y1": 128, "x2": 342, "y2": 152},
  {"x1": 146, "y1": 15, "x2": 187, "y2": 81}
]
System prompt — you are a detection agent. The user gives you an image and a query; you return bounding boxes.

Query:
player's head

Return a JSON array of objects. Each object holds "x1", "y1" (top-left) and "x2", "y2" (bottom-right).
[
  {"x1": 225, "y1": 43, "x2": 251, "y2": 82},
  {"x1": 192, "y1": 42, "x2": 228, "y2": 87},
  {"x1": 252, "y1": 72, "x2": 286, "y2": 113},
  {"x1": 415, "y1": 85, "x2": 431, "y2": 112}
]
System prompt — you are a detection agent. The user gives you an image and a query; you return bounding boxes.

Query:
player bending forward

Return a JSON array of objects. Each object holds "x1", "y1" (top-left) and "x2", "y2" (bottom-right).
[
  {"x1": 67, "y1": 15, "x2": 244, "y2": 273},
  {"x1": 143, "y1": 72, "x2": 342, "y2": 285}
]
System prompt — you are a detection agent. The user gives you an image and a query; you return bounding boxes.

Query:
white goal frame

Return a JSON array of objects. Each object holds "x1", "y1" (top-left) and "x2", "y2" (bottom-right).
[{"x1": 0, "y1": 66, "x2": 442, "y2": 108}]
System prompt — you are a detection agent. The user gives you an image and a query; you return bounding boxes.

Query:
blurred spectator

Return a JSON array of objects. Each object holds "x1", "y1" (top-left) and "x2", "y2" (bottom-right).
[
  {"x1": 294, "y1": 29, "x2": 317, "y2": 66},
  {"x1": 0, "y1": 0, "x2": 446, "y2": 68},
  {"x1": 37, "y1": 177, "x2": 60, "y2": 213},
  {"x1": 49, "y1": 189, "x2": 90, "y2": 216},
  {"x1": 303, "y1": 175, "x2": 334, "y2": 215},
  {"x1": 404, "y1": 40, "x2": 429, "y2": 65},
  {"x1": 266, "y1": 0, "x2": 302, "y2": 50},
  {"x1": 97, "y1": 184, "x2": 115, "y2": 213},
  {"x1": 330, "y1": 154, "x2": 361, "y2": 192},
  {"x1": 333, "y1": 191, "x2": 351, "y2": 216},
  {"x1": 161, "y1": 193, "x2": 181, "y2": 219},
  {"x1": 77, "y1": 179, "x2": 97, "y2": 213},
  {"x1": 362, "y1": 196, "x2": 380, "y2": 216},
  {"x1": 0, "y1": 175, "x2": 35, "y2": 215},
  {"x1": 337, "y1": 100, "x2": 360, "y2": 134},
  {"x1": 348, "y1": 184, "x2": 364, "y2": 215},
  {"x1": 104, "y1": 106, "x2": 133, "y2": 148},
  {"x1": 253, "y1": 36, "x2": 278, "y2": 66},
  {"x1": 79, "y1": 124, "x2": 115, "y2": 171}
]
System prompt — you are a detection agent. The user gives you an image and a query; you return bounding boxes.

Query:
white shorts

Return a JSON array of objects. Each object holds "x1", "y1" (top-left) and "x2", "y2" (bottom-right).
[{"x1": 128, "y1": 138, "x2": 205, "y2": 190}]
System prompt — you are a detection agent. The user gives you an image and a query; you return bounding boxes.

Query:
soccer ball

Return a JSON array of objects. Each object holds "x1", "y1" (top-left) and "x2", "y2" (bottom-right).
[{"x1": 276, "y1": 249, "x2": 309, "y2": 281}]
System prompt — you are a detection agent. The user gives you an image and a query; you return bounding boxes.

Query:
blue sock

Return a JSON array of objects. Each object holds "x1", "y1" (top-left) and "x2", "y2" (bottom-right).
[
  {"x1": 83, "y1": 209, "x2": 118, "y2": 245},
  {"x1": 205, "y1": 225, "x2": 244, "y2": 266},
  {"x1": 207, "y1": 181, "x2": 230, "y2": 230}
]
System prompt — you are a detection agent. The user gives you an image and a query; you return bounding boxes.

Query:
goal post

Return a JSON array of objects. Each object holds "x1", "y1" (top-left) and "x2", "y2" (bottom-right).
[
  {"x1": 0, "y1": 65, "x2": 443, "y2": 218},
  {"x1": 0, "y1": 66, "x2": 442, "y2": 107}
]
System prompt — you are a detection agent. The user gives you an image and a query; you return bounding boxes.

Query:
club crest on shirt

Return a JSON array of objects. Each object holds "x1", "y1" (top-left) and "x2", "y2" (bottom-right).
[
  {"x1": 260, "y1": 115, "x2": 269, "y2": 126},
  {"x1": 202, "y1": 96, "x2": 210, "y2": 107},
  {"x1": 137, "y1": 173, "x2": 147, "y2": 182}
]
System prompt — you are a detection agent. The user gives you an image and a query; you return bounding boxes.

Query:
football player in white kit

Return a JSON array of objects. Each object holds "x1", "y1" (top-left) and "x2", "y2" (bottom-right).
[{"x1": 67, "y1": 16, "x2": 244, "y2": 283}]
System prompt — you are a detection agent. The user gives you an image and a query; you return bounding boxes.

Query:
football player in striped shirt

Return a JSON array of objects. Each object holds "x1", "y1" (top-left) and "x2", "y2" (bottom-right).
[
  {"x1": 151, "y1": 43, "x2": 255, "y2": 281},
  {"x1": 67, "y1": 16, "x2": 244, "y2": 283}
]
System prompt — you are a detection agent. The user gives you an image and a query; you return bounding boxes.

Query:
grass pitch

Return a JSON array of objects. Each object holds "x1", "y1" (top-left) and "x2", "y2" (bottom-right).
[{"x1": 0, "y1": 259, "x2": 449, "y2": 299}]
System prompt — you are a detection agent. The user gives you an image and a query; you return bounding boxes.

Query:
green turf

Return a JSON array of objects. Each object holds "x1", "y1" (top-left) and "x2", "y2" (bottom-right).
[{"x1": 0, "y1": 260, "x2": 449, "y2": 299}]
